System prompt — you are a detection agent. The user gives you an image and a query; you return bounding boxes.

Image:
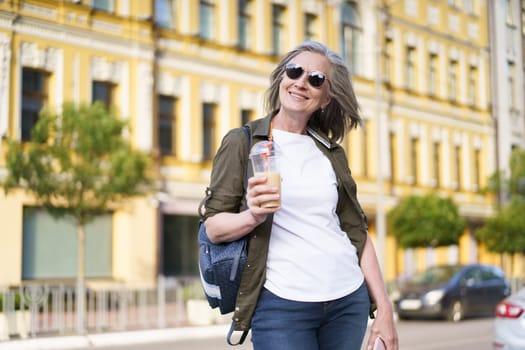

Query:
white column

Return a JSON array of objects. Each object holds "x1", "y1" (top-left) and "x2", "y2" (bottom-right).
[{"x1": 135, "y1": 62, "x2": 153, "y2": 151}]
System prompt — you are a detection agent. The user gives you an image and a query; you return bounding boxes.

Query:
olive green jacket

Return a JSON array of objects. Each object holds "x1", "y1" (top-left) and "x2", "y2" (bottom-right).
[{"x1": 203, "y1": 114, "x2": 369, "y2": 332}]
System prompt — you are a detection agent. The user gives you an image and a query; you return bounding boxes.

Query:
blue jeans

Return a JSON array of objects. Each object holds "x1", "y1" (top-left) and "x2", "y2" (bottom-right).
[{"x1": 251, "y1": 282, "x2": 370, "y2": 350}]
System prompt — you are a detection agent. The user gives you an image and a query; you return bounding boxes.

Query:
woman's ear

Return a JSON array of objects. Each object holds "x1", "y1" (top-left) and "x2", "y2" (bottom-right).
[{"x1": 321, "y1": 96, "x2": 331, "y2": 109}]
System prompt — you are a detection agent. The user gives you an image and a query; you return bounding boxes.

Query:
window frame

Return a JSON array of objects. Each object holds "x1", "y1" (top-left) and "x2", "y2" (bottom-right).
[
  {"x1": 158, "y1": 95, "x2": 176, "y2": 156},
  {"x1": 21, "y1": 68, "x2": 49, "y2": 142}
]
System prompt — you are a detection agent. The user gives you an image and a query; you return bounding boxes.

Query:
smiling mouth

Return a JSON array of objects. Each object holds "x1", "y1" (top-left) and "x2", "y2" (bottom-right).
[{"x1": 289, "y1": 91, "x2": 309, "y2": 100}]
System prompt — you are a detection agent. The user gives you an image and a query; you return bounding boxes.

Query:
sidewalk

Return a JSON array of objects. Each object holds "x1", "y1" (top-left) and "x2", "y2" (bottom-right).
[{"x1": 0, "y1": 324, "x2": 233, "y2": 350}]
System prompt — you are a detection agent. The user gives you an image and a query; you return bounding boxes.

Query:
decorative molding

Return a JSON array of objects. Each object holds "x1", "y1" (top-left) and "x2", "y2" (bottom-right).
[
  {"x1": 427, "y1": 40, "x2": 439, "y2": 54},
  {"x1": 448, "y1": 47, "x2": 459, "y2": 61},
  {"x1": 468, "y1": 54, "x2": 479, "y2": 67},
  {"x1": 20, "y1": 42, "x2": 57, "y2": 71},
  {"x1": 404, "y1": 32, "x2": 417, "y2": 47},
  {"x1": 157, "y1": 73, "x2": 183, "y2": 97},
  {"x1": 90, "y1": 56, "x2": 122, "y2": 83},
  {"x1": 239, "y1": 89, "x2": 259, "y2": 110},
  {"x1": 92, "y1": 20, "x2": 122, "y2": 34},
  {"x1": 21, "y1": 3, "x2": 57, "y2": 19},
  {"x1": 303, "y1": 0, "x2": 322, "y2": 14},
  {"x1": 200, "y1": 81, "x2": 221, "y2": 103},
  {"x1": 7, "y1": 18, "x2": 151, "y2": 60}
]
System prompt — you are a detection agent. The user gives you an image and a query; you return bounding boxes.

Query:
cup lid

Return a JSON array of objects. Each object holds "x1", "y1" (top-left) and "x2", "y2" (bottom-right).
[{"x1": 249, "y1": 141, "x2": 279, "y2": 158}]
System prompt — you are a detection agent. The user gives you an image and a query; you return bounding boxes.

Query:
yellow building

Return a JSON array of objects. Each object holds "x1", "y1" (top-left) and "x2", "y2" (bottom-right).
[
  {"x1": 0, "y1": 0, "x2": 521, "y2": 291},
  {"x1": 359, "y1": 0, "x2": 496, "y2": 279}
]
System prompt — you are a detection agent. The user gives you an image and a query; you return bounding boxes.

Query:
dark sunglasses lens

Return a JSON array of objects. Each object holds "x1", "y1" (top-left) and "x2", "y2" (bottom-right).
[
  {"x1": 285, "y1": 65, "x2": 304, "y2": 79},
  {"x1": 308, "y1": 72, "x2": 326, "y2": 88}
]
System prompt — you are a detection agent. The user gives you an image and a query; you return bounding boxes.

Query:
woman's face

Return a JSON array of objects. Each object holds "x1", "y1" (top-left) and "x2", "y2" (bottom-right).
[{"x1": 278, "y1": 51, "x2": 331, "y2": 119}]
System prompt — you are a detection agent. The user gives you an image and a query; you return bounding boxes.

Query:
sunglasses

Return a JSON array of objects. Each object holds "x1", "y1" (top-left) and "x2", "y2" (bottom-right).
[{"x1": 284, "y1": 63, "x2": 328, "y2": 88}]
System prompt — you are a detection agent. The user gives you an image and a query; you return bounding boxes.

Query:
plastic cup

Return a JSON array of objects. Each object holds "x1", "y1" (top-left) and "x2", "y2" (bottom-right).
[{"x1": 249, "y1": 141, "x2": 281, "y2": 208}]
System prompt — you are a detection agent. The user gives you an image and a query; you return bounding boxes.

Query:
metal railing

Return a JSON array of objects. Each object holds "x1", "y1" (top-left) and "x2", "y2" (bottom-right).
[{"x1": 0, "y1": 276, "x2": 217, "y2": 341}]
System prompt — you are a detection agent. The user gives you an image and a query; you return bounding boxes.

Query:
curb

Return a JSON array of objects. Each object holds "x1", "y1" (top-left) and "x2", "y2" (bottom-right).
[{"x1": 0, "y1": 324, "x2": 232, "y2": 350}]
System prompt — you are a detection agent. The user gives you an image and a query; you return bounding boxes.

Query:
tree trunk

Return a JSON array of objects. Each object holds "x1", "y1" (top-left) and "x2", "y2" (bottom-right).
[{"x1": 76, "y1": 222, "x2": 85, "y2": 335}]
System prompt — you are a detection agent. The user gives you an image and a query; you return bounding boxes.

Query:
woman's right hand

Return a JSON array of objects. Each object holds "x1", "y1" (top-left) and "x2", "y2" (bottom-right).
[{"x1": 246, "y1": 175, "x2": 280, "y2": 223}]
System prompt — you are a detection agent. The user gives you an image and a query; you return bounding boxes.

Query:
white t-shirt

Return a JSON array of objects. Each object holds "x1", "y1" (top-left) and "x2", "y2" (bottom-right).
[{"x1": 264, "y1": 129, "x2": 364, "y2": 302}]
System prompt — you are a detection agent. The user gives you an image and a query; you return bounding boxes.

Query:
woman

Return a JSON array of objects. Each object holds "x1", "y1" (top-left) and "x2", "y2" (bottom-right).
[{"x1": 203, "y1": 41, "x2": 398, "y2": 350}]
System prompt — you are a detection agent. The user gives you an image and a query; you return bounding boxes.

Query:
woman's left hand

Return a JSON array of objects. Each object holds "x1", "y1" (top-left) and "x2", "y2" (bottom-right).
[{"x1": 366, "y1": 307, "x2": 398, "y2": 350}]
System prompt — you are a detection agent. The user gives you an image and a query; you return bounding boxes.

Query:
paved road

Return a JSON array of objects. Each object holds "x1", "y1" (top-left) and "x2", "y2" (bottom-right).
[{"x1": 49, "y1": 317, "x2": 494, "y2": 350}]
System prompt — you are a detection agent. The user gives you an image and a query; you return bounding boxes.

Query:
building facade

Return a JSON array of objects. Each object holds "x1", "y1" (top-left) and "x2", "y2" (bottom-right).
[
  {"x1": 0, "y1": 0, "x2": 523, "y2": 291},
  {"x1": 488, "y1": 0, "x2": 525, "y2": 193}
]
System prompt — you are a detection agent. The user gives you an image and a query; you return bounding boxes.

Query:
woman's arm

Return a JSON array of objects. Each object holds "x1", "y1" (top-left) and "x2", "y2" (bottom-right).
[
  {"x1": 205, "y1": 175, "x2": 280, "y2": 243},
  {"x1": 360, "y1": 235, "x2": 399, "y2": 350}
]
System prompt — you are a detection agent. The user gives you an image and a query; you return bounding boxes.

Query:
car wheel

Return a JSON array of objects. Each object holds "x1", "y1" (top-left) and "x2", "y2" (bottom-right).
[{"x1": 447, "y1": 300, "x2": 463, "y2": 322}]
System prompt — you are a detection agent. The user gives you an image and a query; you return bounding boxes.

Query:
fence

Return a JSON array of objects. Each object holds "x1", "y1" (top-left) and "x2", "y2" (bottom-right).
[
  {"x1": 0, "y1": 276, "x2": 226, "y2": 341},
  {"x1": 2, "y1": 276, "x2": 524, "y2": 342}
]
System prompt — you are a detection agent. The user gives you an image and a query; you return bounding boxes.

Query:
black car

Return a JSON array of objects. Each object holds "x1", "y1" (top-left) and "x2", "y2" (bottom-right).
[{"x1": 393, "y1": 264, "x2": 511, "y2": 322}]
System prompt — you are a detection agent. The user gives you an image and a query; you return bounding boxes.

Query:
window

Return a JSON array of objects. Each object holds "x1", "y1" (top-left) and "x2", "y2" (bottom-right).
[
  {"x1": 433, "y1": 142, "x2": 441, "y2": 187},
  {"x1": 410, "y1": 137, "x2": 419, "y2": 185},
  {"x1": 406, "y1": 47, "x2": 416, "y2": 90},
  {"x1": 506, "y1": 0, "x2": 514, "y2": 25},
  {"x1": 304, "y1": 13, "x2": 317, "y2": 42},
  {"x1": 384, "y1": 38, "x2": 393, "y2": 82},
  {"x1": 468, "y1": 66, "x2": 477, "y2": 106},
  {"x1": 473, "y1": 148, "x2": 481, "y2": 191},
  {"x1": 507, "y1": 61, "x2": 515, "y2": 109},
  {"x1": 241, "y1": 109, "x2": 253, "y2": 126},
  {"x1": 454, "y1": 145, "x2": 462, "y2": 190},
  {"x1": 21, "y1": 68, "x2": 48, "y2": 142},
  {"x1": 389, "y1": 131, "x2": 397, "y2": 186},
  {"x1": 162, "y1": 215, "x2": 200, "y2": 276},
  {"x1": 465, "y1": 0, "x2": 478, "y2": 15},
  {"x1": 448, "y1": 60, "x2": 458, "y2": 102},
  {"x1": 155, "y1": 0, "x2": 176, "y2": 29},
  {"x1": 22, "y1": 207, "x2": 112, "y2": 279},
  {"x1": 92, "y1": 81, "x2": 113, "y2": 109},
  {"x1": 202, "y1": 103, "x2": 216, "y2": 161},
  {"x1": 238, "y1": 0, "x2": 253, "y2": 50},
  {"x1": 200, "y1": 0, "x2": 215, "y2": 40},
  {"x1": 272, "y1": 4, "x2": 286, "y2": 56},
  {"x1": 448, "y1": 0, "x2": 461, "y2": 8},
  {"x1": 522, "y1": 0, "x2": 525, "y2": 34},
  {"x1": 92, "y1": 0, "x2": 113, "y2": 12},
  {"x1": 341, "y1": 1, "x2": 362, "y2": 75},
  {"x1": 428, "y1": 54, "x2": 438, "y2": 96},
  {"x1": 158, "y1": 95, "x2": 176, "y2": 156}
]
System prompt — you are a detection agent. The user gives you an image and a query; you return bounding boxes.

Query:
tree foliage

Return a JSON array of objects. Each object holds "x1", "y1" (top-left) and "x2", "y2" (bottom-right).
[
  {"x1": 476, "y1": 197, "x2": 525, "y2": 254},
  {"x1": 2, "y1": 102, "x2": 155, "y2": 224},
  {"x1": 476, "y1": 148, "x2": 525, "y2": 254},
  {"x1": 387, "y1": 193, "x2": 466, "y2": 248}
]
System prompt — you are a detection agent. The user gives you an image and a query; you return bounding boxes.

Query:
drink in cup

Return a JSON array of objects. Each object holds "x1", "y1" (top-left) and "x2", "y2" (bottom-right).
[{"x1": 249, "y1": 141, "x2": 281, "y2": 208}]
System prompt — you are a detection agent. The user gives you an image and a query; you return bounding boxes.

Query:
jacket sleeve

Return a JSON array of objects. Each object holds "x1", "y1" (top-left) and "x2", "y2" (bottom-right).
[{"x1": 203, "y1": 127, "x2": 250, "y2": 220}]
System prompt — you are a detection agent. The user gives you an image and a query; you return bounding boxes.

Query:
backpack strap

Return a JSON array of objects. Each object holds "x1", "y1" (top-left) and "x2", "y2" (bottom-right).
[
  {"x1": 227, "y1": 322, "x2": 249, "y2": 346},
  {"x1": 226, "y1": 125, "x2": 251, "y2": 345}
]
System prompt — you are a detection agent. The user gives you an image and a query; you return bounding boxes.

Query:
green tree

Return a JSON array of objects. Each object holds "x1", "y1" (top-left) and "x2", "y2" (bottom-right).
[
  {"x1": 1, "y1": 102, "x2": 155, "y2": 334},
  {"x1": 477, "y1": 148, "x2": 525, "y2": 255},
  {"x1": 387, "y1": 193, "x2": 466, "y2": 248}
]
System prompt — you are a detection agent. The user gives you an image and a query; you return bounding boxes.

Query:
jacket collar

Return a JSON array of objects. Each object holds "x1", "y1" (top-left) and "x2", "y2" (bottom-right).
[{"x1": 250, "y1": 113, "x2": 333, "y2": 150}]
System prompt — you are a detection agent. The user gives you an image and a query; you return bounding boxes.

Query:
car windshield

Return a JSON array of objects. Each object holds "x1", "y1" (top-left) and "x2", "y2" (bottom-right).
[{"x1": 407, "y1": 265, "x2": 463, "y2": 285}]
